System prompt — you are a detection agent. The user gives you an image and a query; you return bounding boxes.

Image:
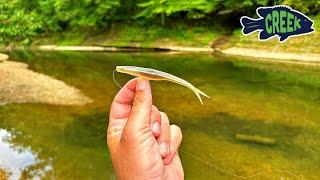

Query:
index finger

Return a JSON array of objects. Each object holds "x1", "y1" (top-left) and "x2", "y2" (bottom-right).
[{"x1": 109, "y1": 78, "x2": 137, "y2": 120}]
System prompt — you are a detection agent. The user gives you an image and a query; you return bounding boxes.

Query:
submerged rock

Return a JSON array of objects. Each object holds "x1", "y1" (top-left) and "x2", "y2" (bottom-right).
[
  {"x1": 235, "y1": 133, "x2": 276, "y2": 145},
  {"x1": 0, "y1": 60, "x2": 92, "y2": 106}
]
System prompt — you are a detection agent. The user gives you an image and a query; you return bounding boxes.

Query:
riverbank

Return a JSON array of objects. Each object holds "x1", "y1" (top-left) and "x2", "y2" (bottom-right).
[
  {"x1": 0, "y1": 53, "x2": 9, "y2": 61},
  {"x1": 32, "y1": 23, "x2": 229, "y2": 48},
  {"x1": 33, "y1": 15, "x2": 320, "y2": 62},
  {"x1": 0, "y1": 59, "x2": 91, "y2": 106},
  {"x1": 222, "y1": 47, "x2": 320, "y2": 62},
  {"x1": 3, "y1": 15, "x2": 320, "y2": 62},
  {"x1": 33, "y1": 45, "x2": 320, "y2": 62},
  {"x1": 36, "y1": 45, "x2": 213, "y2": 52}
]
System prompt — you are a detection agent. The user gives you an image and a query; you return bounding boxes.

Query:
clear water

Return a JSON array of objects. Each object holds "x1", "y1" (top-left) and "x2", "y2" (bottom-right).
[{"x1": 0, "y1": 51, "x2": 319, "y2": 179}]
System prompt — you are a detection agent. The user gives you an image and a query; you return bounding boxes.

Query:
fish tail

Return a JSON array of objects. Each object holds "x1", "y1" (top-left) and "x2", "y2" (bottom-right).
[
  {"x1": 192, "y1": 87, "x2": 210, "y2": 105},
  {"x1": 197, "y1": 88, "x2": 210, "y2": 98},
  {"x1": 240, "y1": 16, "x2": 261, "y2": 34},
  {"x1": 193, "y1": 90, "x2": 203, "y2": 105}
]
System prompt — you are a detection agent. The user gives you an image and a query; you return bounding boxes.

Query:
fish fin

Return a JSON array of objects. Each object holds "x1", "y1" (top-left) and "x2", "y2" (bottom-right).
[
  {"x1": 194, "y1": 90, "x2": 204, "y2": 106},
  {"x1": 279, "y1": 35, "x2": 289, "y2": 42},
  {"x1": 257, "y1": 7, "x2": 270, "y2": 17},
  {"x1": 196, "y1": 88, "x2": 210, "y2": 98},
  {"x1": 192, "y1": 87, "x2": 210, "y2": 105},
  {"x1": 259, "y1": 30, "x2": 272, "y2": 40},
  {"x1": 240, "y1": 16, "x2": 261, "y2": 35}
]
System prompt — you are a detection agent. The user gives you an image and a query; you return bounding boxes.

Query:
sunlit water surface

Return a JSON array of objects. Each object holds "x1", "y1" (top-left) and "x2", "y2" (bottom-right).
[{"x1": 0, "y1": 51, "x2": 319, "y2": 179}]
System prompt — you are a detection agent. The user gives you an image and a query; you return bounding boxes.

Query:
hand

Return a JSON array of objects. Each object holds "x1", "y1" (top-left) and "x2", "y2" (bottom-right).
[{"x1": 107, "y1": 78, "x2": 184, "y2": 180}]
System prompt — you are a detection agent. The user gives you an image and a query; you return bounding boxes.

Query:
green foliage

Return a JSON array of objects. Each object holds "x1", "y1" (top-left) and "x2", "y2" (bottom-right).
[
  {"x1": 135, "y1": 0, "x2": 218, "y2": 20},
  {"x1": 93, "y1": 22, "x2": 226, "y2": 47},
  {"x1": 37, "y1": 0, "x2": 120, "y2": 30},
  {"x1": 0, "y1": 1, "x2": 42, "y2": 45},
  {"x1": 0, "y1": 0, "x2": 120, "y2": 45},
  {"x1": 134, "y1": 0, "x2": 273, "y2": 23},
  {"x1": 0, "y1": 0, "x2": 319, "y2": 45},
  {"x1": 221, "y1": 0, "x2": 270, "y2": 12},
  {"x1": 282, "y1": 0, "x2": 320, "y2": 14},
  {"x1": 133, "y1": 0, "x2": 318, "y2": 25}
]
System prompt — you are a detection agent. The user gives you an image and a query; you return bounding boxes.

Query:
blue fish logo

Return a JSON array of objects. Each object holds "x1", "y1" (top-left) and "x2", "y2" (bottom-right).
[{"x1": 240, "y1": 5, "x2": 315, "y2": 42}]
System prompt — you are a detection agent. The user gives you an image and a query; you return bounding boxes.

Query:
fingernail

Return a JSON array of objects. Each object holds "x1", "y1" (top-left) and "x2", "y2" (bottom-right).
[
  {"x1": 160, "y1": 142, "x2": 169, "y2": 157},
  {"x1": 136, "y1": 78, "x2": 147, "y2": 90},
  {"x1": 152, "y1": 122, "x2": 160, "y2": 133}
]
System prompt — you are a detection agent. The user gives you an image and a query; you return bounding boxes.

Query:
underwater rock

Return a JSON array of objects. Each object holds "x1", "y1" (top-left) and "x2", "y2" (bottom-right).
[{"x1": 235, "y1": 133, "x2": 276, "y2": 145}]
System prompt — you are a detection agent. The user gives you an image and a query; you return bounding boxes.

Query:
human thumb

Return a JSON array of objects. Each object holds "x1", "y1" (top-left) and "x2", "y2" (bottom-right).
[{"x1": 126, "y1": 78, "x2": 152, "y2": 132}]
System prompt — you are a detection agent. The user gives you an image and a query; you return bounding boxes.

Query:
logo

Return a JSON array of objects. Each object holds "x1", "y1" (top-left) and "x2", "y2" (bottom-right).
[{"x1": 240, "y1": 5, "x2": 315, "y2": 42}]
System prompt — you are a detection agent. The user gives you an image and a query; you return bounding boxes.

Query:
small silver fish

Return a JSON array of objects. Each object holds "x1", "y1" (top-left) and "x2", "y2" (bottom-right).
[{"x1": 116, "y1": 66, "x2": 210, "y2": 105}]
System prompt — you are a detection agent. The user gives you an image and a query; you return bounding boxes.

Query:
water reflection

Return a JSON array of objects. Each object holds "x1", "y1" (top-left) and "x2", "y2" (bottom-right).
[
  {"x1": 0, "y1": 129, "x2": 53, "y2": 179},
  {"x1": 2, "y1": 51, "x2": 319, "y2": 179}
]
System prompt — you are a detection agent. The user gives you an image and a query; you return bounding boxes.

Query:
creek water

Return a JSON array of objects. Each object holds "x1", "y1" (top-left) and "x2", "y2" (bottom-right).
[{"x1": 0, "y1": 51, "x2": 319, "y2": 179}]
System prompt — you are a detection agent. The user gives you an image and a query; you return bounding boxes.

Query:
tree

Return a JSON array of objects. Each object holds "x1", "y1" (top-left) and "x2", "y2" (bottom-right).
[
  {"x1": 135, "y1": 0, "x2": 218, "y2": 25},
  {"x1": 0, "y1": 0, "x2": 42, "y2": 45}
]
